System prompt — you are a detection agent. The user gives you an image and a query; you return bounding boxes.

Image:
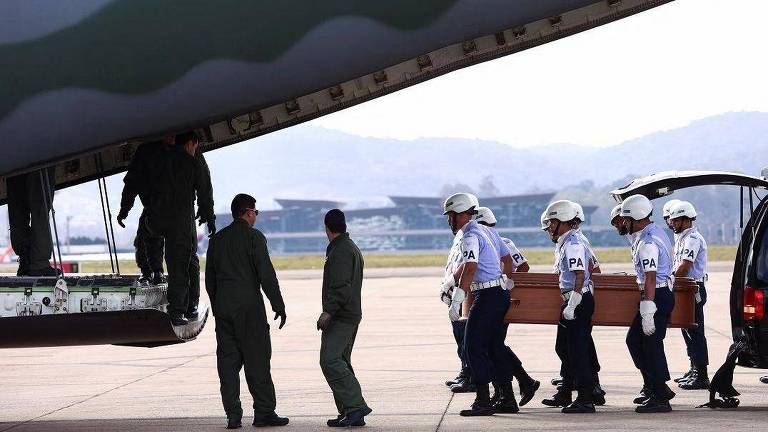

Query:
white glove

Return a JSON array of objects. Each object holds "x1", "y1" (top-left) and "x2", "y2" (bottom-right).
[
  {"x1": 562, "y1": 291, "x2": 582, "y2": 321},
  {"x1": 448, "y1": 287, "x2": 466, "y2": 322},
  {"x1": 440, "y1": 274, "x2": 456, "y2": 305},
  {"x1": 504, "y1": 275, "x2": 515, "y2": 291},
  {"x1": 640, "y1": 300, "x2": 657, "y2": 336}
]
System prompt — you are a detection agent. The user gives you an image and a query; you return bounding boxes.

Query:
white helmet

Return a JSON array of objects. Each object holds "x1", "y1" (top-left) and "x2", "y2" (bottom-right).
[
  {"x1": 620, "y1": 194, "x2": 653, "y2": 221},
  {"x1": 543, "y1": 200, "x2": 578, "y2": 223},
  {"x1": 610, "y1": 204, "x2": 623, "y2": 222},
  {"x1": 572, "y1": 202, "x2": 585, "y2": 223},
  {"x1": 540, "y1": 210, "x2": 548, "y2": 230},
  {"x1": 443, "y1": 192, "x2": 479, "y2": 215},
  {"x1": 669, "y1": 201, "x2": 697, "y2": 219},
  {"x1": 474, "y1": 206, "x2": 497, "y2": 225},
  {"x1": 662, "y1": 199, "x2": 682, "y2": 219}
]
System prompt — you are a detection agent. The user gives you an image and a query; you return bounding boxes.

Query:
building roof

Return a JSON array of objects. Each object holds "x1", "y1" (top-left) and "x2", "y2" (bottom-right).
[{"x1": 275, "y1": 199, "x2": 343, "y2": 209}]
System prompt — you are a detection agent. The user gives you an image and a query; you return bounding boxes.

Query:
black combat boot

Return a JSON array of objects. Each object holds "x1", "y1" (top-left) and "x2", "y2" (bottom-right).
[
  {"x1": 460, "y1": 384, "x2": 495, "y2": 416},
  {"x1": 446, "y1": 370, "x2": 469, "y2": 387},
  {"x1": 490, "y1": 382, "x2": 502, "y2": 407},
  {"x1": 542, "y1": 389, "x2": 572, "y2": 408},
  {"x1": 674, "y1": 363, "x2": 695, "y2": 383},
  {"x1": 327, "y1": 414, "x2": 365, "y2": 427},
  {"x1": 562, "y1": 392, "x2": 595, "y2": 414},
  {"x1": 635, "y1": 395, "x2": 672, "y2": 413},
  {"x1": 226, "y1": 417, "x2": 242, "y2": 429},
  {"x1": 252, "y1": 412, "x2": 289, "y2": 427},
  {"x1": 492, "y1": 382, "x2": 519, "y2": 414},
  {"x1": 28, "y1": 266, "x2": 62, "y2": 277},
  {"x1": 633, "y1": 385, "x2": 650, "y2": 405},
  {"x1": 16, "y1": 255, "x2": 29, "y2": 277},
  {"x1": 450, "y1": 378, "x2": 476, "y2": 393},
  {"x1": 679, "y1": 366, "x2": 709, "y2": 390},
  {"x1": 337, "y1": 407, "x2": 372, "y2": 427},
  {"x1": 152, "y1": 270, "x2": 167, "y2": 285},
  {"x1": 518, "y1": 377, "x2": 541, "y2": 407}
]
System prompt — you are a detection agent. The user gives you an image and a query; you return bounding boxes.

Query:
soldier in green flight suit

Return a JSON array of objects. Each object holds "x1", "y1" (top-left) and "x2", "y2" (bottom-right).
[
  {"x1": 317, "y1": 209, "x2": 372, "y2": 428},
  {"x1": 144, "y1": 131, "x2": 215, "y2": 326},
  {"x1": 206, "y1": 193, "x2": 289, "y2": 429}
]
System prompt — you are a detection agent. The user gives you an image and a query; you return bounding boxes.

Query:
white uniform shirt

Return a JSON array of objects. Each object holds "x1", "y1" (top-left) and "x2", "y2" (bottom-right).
[
  {"x1": 673, "y1": 227, "x2": 708, "y2": 280},
  {"x1": 460, "y1": 220, "x2": 509, "y2": 283},
  {"x1": 554, "y1": 229, "x2": 591, "y2": 293},
  {"x1": 502, "y1": 237, "x2": 527, "y2": 272}
]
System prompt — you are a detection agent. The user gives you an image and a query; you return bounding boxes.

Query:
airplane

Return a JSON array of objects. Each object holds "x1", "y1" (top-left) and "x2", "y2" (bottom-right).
[{"x1": 0, "y1": 0, "x2": 675, "y2": 348}]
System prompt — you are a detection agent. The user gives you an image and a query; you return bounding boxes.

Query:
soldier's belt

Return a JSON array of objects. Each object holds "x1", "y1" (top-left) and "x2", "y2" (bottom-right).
[{"x1": 470, "y1": 277, "x2": 504, "y2": 292}]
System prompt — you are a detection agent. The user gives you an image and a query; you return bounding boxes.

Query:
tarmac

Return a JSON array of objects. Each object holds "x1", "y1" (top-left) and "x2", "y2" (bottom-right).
[{"x1": 1, "y1": 263, "x2": 767, "y2": 431}]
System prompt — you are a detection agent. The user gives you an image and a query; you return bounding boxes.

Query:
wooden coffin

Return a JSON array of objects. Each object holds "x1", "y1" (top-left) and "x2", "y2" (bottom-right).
[{"x1": 464, "y1": 273, "x2": 697, "y2": 328}]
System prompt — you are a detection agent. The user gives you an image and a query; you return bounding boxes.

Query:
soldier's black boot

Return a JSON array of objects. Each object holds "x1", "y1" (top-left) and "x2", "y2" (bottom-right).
[
  {"x1": 679, "y1": 366, "x2": 709, "y2": 390},
  {"x1": 460, "y1": 384, "x2": 495, "y2": 416},
  {"x1": 226, "y1": 417, "x2": 242, "y2": 429},
  {"x1": 636, "y1": 385, "x2": 672, "y2": 413},
  {"x1": 28, "y1": 266, "x2": 62, "y2": 277},
  {"x1": 674, "y1": 363, "x2": 695, "y2": 383},
  {"x1": 446, "y1": 370, "x2": 468, "y2": 387},
  {"x1": 327, "y1": 414, "x2": 365, "y2": 427},
  {"x1": 493, "y1": 382, "x2": 519, "y2": 414},
  {"x1": 252, "y1": 412, "x2": 289, "y2": 427},
  {"x1": 169, "y1": 312, "x2": 188, "y2": 326},
  {"x1": 490, "y1": 382, "x2": 502, "y2": 407},
  {"x1": 450, "y1": 377, "x2": 476, "y2": 393},
  {"x1": 562, "y1": 392, "x2": 595, "y2": 414},
  {"x1": 542, "y1": 389, "x2": 572, "y2": 407},
  {"x1": 518, "y1": 377, "x2": 541, "y2": 407},
  {"x1": 633, "y1": 385, "x2": 650, "y2": 405},
  {"x1": 152, "y1": 270, "x2": 167, "y2": 285},
  {"x1": 16, "y1": 255, "x2": 29, "y2": 277}
]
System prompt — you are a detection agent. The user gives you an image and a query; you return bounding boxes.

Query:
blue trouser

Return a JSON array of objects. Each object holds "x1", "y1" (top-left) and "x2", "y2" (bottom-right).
[
  {"x1": 454, "y1": 320, "x2": 527, "y2": 383},
  {"x1": 464, "y1": 287, "x2": 512, "y2": 386},
  {"x1": 626, "y1": 287, "x2": 675, "y2": 397},
  {"x1": 452, "y1": 320, "x2": 470, "y2": 377},
  {"x1": 555, "y1": 291, "x2": 596, "y2": 398},
  {"x1": 682, "y1": 282, "x2": 708, "y2": 367}
]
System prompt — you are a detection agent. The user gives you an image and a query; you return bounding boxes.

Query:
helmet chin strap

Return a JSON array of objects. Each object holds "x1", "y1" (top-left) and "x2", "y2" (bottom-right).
[{"x1": 550, "y1": 220, "x2": 562, "y2": 243}]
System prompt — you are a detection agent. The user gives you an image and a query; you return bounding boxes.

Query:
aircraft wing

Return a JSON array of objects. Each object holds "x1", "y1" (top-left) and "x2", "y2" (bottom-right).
[{"x1": 0, "y1": 0, "x2": 674, "y2": 203}]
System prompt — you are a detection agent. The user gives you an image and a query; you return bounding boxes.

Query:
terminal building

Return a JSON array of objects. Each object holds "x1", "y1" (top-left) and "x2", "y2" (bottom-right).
[{"x1": 215, "y1": 194, "x2": 609, "y2": 254}]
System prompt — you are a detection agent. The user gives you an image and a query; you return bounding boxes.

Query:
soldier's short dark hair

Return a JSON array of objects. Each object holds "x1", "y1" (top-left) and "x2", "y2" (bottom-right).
[
  {"x1": 231, "y1": 193, "x2": 256, "y2": 218},
  {"x1": 324, "y1": 209, "x2": 346, "y2": 234},
  {"x1": 175, "y1": 131, "x2": 200, "y2": 146}
]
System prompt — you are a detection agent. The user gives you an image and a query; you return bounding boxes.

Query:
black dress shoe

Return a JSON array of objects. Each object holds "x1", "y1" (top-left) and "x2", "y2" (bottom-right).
[
  {"x1": 459, "y1": 402, "x2": 495, "y2": 417},
  {"x1": 328, "y1": 414, "x2": 365, "y2": 427},
  {"x1": 338, "y1": 407, "x2": 372, "y2": 426},
  {"x1": 169, "y1": 313, "x2": 188, "y2": 326},
  {"x1": 450, "y1": 379, "x2": 476, "y2": 393},
  {"x1": 252, "y1": 412, "x2": 289, "y2": 427},
  {"x1": 551, "y1": 377, "x2": 564, "y2": 386},
  {"x1": 542, "y1": 391, "x2": 572, "y2": 407},
  {"x1": 760, "y1": 376, "x2": 768, "y2": 384},
  {"x1": 635, "y1": 398, "x2": 672, "y2": 413},
  {"x1": 518, "y1": 379, "x2": 540, "y2": 407},
  {"x1": 226, "y1": 418, "x2": 242, "y2": 429},
  {"x1": 446, "y1": 373, "x2": 468, "y2": 387},
  {"x1": 562, "y1": 399, "x2": 596, "y2": 413}
]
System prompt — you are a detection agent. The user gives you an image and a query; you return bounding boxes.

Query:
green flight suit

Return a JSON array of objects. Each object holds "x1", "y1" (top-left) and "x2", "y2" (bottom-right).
[
  {"x1": 206, "y1": 218, "x2": 286, "y2": 419},
  {"x1": 120, "y1": 141, "x2": 166, "y2": 277},
  {"x1": 145, "y1": 145, "x2": 214, "y2": 316},
  {"x1": 319, "y1": 233, "x2": 370, "y2": 416}
]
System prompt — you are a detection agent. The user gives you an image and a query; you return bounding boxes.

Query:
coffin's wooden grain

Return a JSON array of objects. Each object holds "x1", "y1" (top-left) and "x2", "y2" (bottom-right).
[{"x1": 462, "y1": 273, "x2": 697, "y2": 328}]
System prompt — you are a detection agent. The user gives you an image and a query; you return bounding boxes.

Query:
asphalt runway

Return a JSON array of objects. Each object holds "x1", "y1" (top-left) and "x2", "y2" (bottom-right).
[{"x1": 1, "y1": 264, "x2": 767, "y2": 431}]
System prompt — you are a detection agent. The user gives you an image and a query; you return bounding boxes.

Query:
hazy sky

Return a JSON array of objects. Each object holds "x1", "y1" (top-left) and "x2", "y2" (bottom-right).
[{"x1": 311, "y1": 0, "x2": 768, "y2": 148}]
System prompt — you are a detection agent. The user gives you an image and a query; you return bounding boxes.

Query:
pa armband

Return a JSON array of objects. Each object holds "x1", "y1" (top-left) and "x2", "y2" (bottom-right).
[
  {"x1": 564, "y1": 243, "x2": 587, "y2": 272},
  {"x1": 682, "y1": 237, "x2": 700, "y2": 262},
  {"x1": 461, "y1": 235, "x2": 480, "y2": 263},
  {"x1": 638, "y1": 243, "x2": 659, "y2": 272}
]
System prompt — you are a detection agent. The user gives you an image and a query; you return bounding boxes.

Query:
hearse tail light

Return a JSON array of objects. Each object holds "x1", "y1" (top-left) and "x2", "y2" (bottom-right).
[{"x1": 743, "y1": 286, "x2": 765, "y2": 321}]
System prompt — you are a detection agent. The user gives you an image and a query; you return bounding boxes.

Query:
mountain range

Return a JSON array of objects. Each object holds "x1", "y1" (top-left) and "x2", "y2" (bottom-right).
[{"x1": 2, "y1": 111, "x2": 766, "y2": 246}]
